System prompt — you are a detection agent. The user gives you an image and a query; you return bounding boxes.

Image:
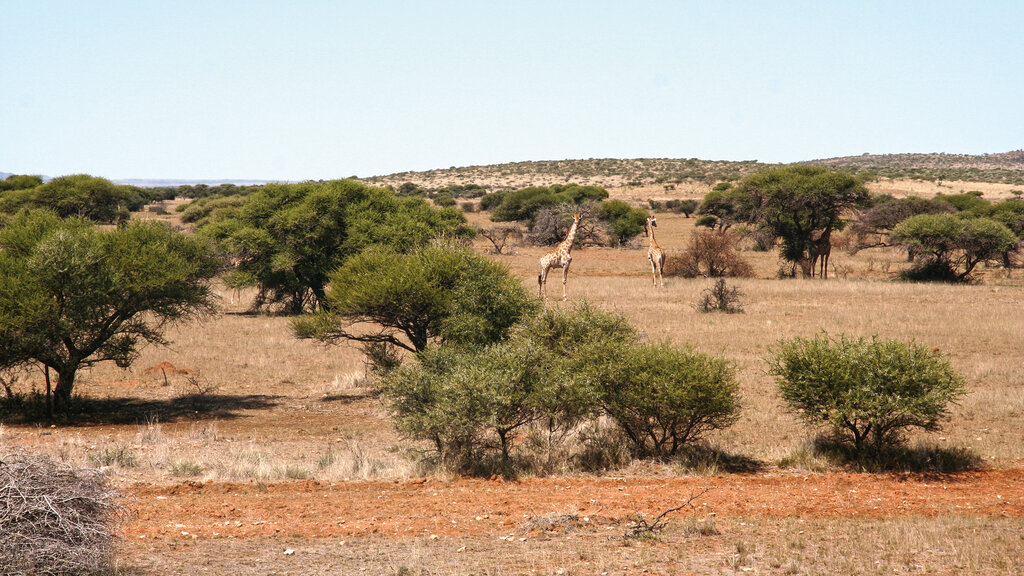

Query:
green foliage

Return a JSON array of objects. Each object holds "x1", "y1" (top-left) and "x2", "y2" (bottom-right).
[
  {"x1": 854, "y1": 195, "x2": 956, "y2": 237},
  {"x1": 478, "y1": 190, "x2": 508, "y2": 211},
  {"x1": 382, "y1": 340, "x2": 573, "y2": 472},
  {"x1": 735, "y1": 166, "x2": 870, "y2": 269},
  {"x1": 986, "y1": 198, "x2": 1024, "y2": 239},
  {"x1": 0, "y1": 174, "x2": 145, "y2": 223},
  {"x1": 0, "y1": 210, "x2": 220, "y2": 413},
  {"x1": 891, "y1": 213, "x2": 1017, "y2": 281},
  {"x1": 696, "y1": 185, "x2": 752, "y2": 230},
  {"x1": 292, "y1": 244, "x2": 538, "y2": 354},
  {"x1": 490, "y1": 184, "x2": 608, "y2": 222},
  {"x1": 595, "y1": 342, "x2": 740, "y2": 459},
  {"x1": 934, "y1": 191, "x2": 990, "y2": 214},
  {"x1": 196, "y1": 179, "x2": 472, "y2": 313},
  {"x1": 432, "y1": 193, "x2": 456, "y2": 207},
  {"x1": 436, "y1": 183, "x2": 487, "y2": 198},
  {"x1": 598, "y1": 199, "x2": 648, "y2": 245},
  {"x1": 381, "y1": 301, "x2": 740, "y2": 472},
  {"x1": 769, "y1": 334, "x2": 967, "y2": 454},
  {"x1": 0, "y1": 174, "x2": 44, "y2": 191}
]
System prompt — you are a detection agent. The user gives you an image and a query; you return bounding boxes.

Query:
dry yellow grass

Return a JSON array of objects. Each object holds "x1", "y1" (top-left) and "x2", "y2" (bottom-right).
[{"x1": 3, "y1": 194, "x2": 1023, "y2": 575}]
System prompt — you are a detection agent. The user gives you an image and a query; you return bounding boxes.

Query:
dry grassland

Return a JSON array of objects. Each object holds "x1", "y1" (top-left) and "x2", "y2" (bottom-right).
[{"x1": 2, "y1": 186, "x2": 1023, "y2": 574}]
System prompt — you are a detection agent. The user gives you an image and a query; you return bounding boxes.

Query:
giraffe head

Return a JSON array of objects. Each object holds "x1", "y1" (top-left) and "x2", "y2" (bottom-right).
[{"x1": 645, "y1": 216, "x2": 657, "y2": 236}]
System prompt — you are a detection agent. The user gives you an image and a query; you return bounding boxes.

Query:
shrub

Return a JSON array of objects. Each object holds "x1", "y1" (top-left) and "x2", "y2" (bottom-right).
[
  {"x1": 891, "y1": 213, "x2": 1017, "y2": 281},
  {"x1": 1, "y1": 452, "x2": 127, "y2": 576},
  {"x1": 769, "y1": 334, "x2": 967, "y2": 454},
  {"x1": 695, "y1": 278, "x2": 744, "y2": 313},
  {"x1": 598, "y1": 199, "x2": 649, "y2": 246},
  {"x1": 595, "y1": 342, "x2": 741, "y2": 459},
  {"x1": 670, "y1": 229, "x2": 754, "y2": 278},
  {"x1": 490, "y1": 184, "x2": 608, "y2": 222}
]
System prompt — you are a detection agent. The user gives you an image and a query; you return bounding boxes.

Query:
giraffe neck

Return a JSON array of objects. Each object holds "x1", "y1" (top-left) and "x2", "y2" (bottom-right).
[
  {"x1": 559, "y1": 219, "x2": 580, "y2": 253},
  {"x1": 647, "y1": 222, "x2": 659, "y2": 249}
]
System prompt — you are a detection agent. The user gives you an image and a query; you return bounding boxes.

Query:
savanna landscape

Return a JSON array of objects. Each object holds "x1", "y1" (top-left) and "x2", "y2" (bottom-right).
[{"x1": 2, "y1": 154, "x2": 1024, "y2": 575}]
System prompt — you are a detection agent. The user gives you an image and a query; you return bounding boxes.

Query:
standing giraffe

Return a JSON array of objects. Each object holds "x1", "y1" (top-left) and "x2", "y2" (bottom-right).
[
  {"x1": 807, "y1": 227, "x2": 832, "y2": 279},
  {"x1": 539, "y1": 212, "x2": 582, "y2": 301},
  {"x1": 645, "y1": 216, "x2": 666, "y2": 287}
]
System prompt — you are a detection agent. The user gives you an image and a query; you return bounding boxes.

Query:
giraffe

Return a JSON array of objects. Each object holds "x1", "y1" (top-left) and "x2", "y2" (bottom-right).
[
  {"x1": 807, "y1": 227, "x2": 832, "y2": 279},
  {"x1": 645, "y1": 216, "x2": 666, "y2": 287},
  {"x1": 226, "y1": 254, "x2": 250, "y2": 305},
  {"x1": 538, "y1": 212, "x2": 582, "y2": 301}
]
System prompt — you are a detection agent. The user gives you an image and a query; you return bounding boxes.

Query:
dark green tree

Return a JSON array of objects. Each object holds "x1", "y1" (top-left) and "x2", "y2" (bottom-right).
[
  {"x1": 0, "y1": 211, "x2": 220, "y2": 414},
  {"x1": 737, "y1": 166, "x2": 870, "y2": 274},
  {"x1": 490, "y1": 184, "x2": 608, "y2": 222},
  {"x1": 0, "y1": 174, "x2": 144, "y2": 223},
  {"x1": 891, "y1": 213, "x2": 1017, "y2": 281},
  {"x1": 598, "y1": 199, "x2": 649, "y2": 245},
  {"x1": 196, "y1": 179, "x2": 472, "y2": 313},
  {"x1": 292, "y1": 244, "x2": 538, "y2": 354}
]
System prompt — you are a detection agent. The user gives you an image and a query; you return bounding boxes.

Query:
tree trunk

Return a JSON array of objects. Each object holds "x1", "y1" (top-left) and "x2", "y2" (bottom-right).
[{"x1": 53, "y1": 365, "x2": 78, "y2": 414}]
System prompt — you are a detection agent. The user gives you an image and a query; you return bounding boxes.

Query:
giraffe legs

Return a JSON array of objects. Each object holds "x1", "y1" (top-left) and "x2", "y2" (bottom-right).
[
  {"x1": 561, "y1": 261, "x2": 571, "y2": 301},
  {"x1": 539, "y1": 266, "x2": 550, "y2": 299}
]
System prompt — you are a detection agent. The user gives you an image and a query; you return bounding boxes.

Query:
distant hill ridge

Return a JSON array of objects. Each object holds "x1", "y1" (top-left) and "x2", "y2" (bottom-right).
[
  {"x1": 807, "y1": 150, "x2": 1024, "y2": 171},
  {"x1": 4, "y1": 151, "x2": 1023, "y2": 189},
  {"x1": 363, "y1": 151, "x2": 1024, "y2": 190}
]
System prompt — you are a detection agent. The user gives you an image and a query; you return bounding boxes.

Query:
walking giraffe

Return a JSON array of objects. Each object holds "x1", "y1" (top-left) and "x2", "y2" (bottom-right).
[
  {"x1": 538, "y1": 212, "x2": 582, "y2": 301},
  {"x1": 646, "y1": 216, "x2": 666, "y2": 287}
]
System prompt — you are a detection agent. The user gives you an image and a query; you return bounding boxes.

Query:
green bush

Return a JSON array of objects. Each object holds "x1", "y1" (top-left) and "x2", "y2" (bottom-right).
[
  {"x1": 769, "y1": 334, "x2": 967, "y2": 454},
  {"x1": 598, "y1": 199, "x2": 648, "y2": 245},
  {"x1": 490, "y1": 184, "x2": 607, "y2": 222},
  {"x1": 891, "y1": 213, "x2": 1017, "y2": 281},
  {"x1": 595, "y1": 342, "x2": 740, "y2": 459},
  {"x1": 382, "y1": 340, "x2": 574, "y2": 473}
]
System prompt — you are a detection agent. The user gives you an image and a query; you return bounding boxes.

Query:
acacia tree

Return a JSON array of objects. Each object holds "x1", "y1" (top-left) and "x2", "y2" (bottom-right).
[
  {"x1": 292, "y1": 244, "x2": 538, "y2": 355},
  {"x1": 891, "y1": 213, "x2": 1018, "y2": 281},
  {"x1": 735, "y1": 166, "x2": 870, "y2": 274},
  {"x1": 0, "y1": 211, "x2": 220, "y2": 414},
  {"x1": 0, "y1": 174, "x2": 145, "y2": 223},
  {"x1": 197, "y1": 179, "x2": 472, "y2": 313}
]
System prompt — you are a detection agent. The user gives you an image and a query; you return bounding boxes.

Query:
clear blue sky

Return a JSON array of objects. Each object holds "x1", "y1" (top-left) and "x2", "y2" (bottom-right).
[{"x1": 2, "y1": 1, "x2": 1021, "y2": 181}]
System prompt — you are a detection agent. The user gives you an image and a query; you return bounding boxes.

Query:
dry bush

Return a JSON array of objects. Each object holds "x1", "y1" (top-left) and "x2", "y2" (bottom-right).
[
  {"x1": 0, "y1": 451, "x2": 128, "y2": 576},
  {"x1": 476, "y1": 224, "x2": 522, "y2": 254},
  {"x1": 667, "y1": 229, "x2": 754, "y2": 278},
  {"x1": 527, "y1": 204, "x2": 605, "y2": 246}
]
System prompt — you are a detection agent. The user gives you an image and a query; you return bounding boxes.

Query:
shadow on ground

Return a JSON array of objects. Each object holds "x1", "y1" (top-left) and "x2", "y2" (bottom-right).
[{"x1": 0, "y1": 394, "x2": 281, "y2": 426}]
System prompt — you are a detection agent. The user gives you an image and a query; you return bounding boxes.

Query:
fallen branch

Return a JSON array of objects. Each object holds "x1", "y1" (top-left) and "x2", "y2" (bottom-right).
[{"x1": 624, "y1": 486, "x2": 713, "y2": 539}]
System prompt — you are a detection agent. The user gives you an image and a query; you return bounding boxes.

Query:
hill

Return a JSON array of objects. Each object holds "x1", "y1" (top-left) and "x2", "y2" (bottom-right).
[
  {"x1": 360, "y1": 158, "x2": 768, "y2": 191},
  {"x1": 357, "y1": 151, "x2": 1024, "y2": 191},
  {"x1": 802, "y1": 150, "x2": 1024, "y2": 184}
]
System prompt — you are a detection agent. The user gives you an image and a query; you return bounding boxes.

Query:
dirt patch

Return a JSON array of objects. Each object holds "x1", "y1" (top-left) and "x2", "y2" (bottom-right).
[{"x1": 126, "y1": 469, "x2": 1023, "y2": 540}]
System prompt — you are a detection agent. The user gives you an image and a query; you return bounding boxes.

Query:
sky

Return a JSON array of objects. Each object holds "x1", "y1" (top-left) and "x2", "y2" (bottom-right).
[{"x1": 1, "y1": 1, "x2": 1022, "y2": 181}]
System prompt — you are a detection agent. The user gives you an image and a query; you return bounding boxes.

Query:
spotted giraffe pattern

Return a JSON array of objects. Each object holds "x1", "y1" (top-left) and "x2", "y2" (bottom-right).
[
  {"x1": 539, "y1": 212, "x2": 582, "y2": 301},
  {"x1": 646, "y1": 216, "x2": 666, "y2": 287}
]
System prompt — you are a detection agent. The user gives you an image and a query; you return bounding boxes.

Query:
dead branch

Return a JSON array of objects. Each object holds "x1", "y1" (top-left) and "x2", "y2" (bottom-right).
[
  {"x1": 0, "y1": 451, "x2": 129, "y2": 576},
  {"x1": 624, "y1": 486, "x2": 713, "y2": 539}
]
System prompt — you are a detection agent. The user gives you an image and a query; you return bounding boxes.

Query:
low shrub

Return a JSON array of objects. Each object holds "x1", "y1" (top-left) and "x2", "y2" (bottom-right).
[{"x1": 769, "y1": 333, "x2": 967, "y2": 455}]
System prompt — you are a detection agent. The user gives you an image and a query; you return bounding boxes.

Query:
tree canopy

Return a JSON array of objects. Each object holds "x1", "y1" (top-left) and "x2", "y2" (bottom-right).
[
  {"x1": 292, "y1": 243, "x2": 538, "y2": 355},
  {"x1": 735, "y1": 166, "x2": 870, "y2": 272},
  {"x1": 891, "y1": 213, "x2": 1017, "y2": 281},
  {"x1": 195, "y1": 179, "x2": 473, "y2": 313},
  {"x1": 0, "y1": 210, "x2": 220, "y2": 414},
  {"x1": 0, "y1": 174, "x2": 148, "y2": 223},
  {"x1": 489, "y1": 184, "x2": 608, "y2": 223}
]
